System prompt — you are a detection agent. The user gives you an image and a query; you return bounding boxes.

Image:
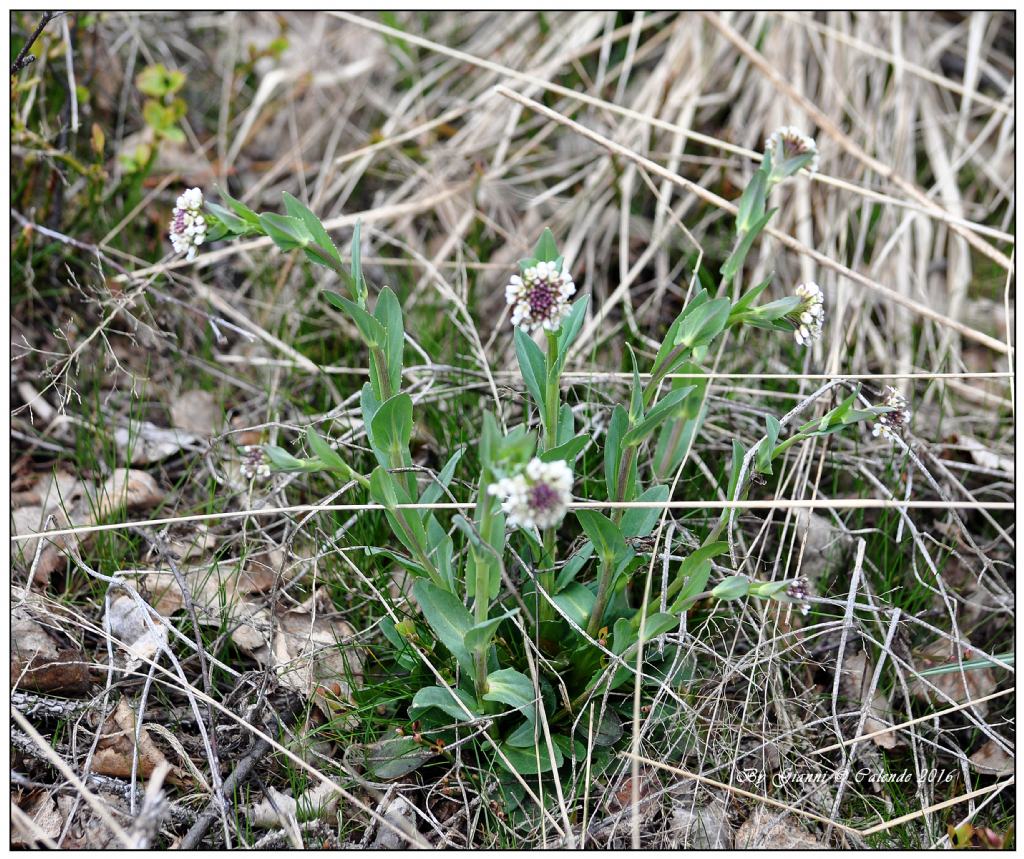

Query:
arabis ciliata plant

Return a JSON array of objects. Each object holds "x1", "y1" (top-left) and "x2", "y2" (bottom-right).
[{"x1": 167, "y1": 125, "x2": 894, "y2": 779}]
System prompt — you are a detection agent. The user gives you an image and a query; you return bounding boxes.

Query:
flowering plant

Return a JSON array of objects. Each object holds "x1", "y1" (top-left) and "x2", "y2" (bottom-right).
[{"x1": 168, "y1": 128, "x2": 901, "y2": 778}]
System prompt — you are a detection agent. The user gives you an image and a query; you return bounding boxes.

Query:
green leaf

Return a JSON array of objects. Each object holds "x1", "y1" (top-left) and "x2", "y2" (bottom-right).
[
  {"x1": 349, "y1": 220, "x2": 366, "y2": 301},
  {"x1": 505, "y1": 719, "x2": 538, "y2": 748},
  {"x1": 638, "y1": 612, "x2": 679, "y2": 642},
  {"x1": 755, "y1": 414, "x2": 781, "y2": 476},
  {"x1": 735, "y1": 166, "x2": 768, "y2": 236},
  {"x1": 604, "y1": 404, "x2": 629, "y2": 499},
  {"x1": 670, "y1": 562, "x2": 711, "y2": 613},
  {"x1": 360, "y1": 383, "x2": 381, "y2": 442},
  {"x1": 778, "y1": 150, "x2": 816, "y2": 178},
  {"x1": 498, "y1": 741, "x2": 562, "y2": 776},
  {"x1": 532, "y1": 228, "x2": 559, "y2": 262},
  {"x1": 420, "y1": 448, "x2": 463, "y2": 505},
  {"x1": 204, "y1": 221, "x2": 230, "y2": 243},
  {"x1": 258, "y1": 212, "x2": 314, "y2": 251},
  {"x1": 412, "y1": 580, "x2": 475, "y2": 674},
  {"x1": 410, "y1": 685, "x2": 480, "y2": 722},
  {"x1": 621, "y1": 386, "x2": 695, "y2": 447},
  {"x1": 373, "y1": 286, "x2": 405, "y2": 395},
  {"x1": 748, "y1": 579, "x2": 792, "y2": 599},
  {"x1": 730, "y1": 276, "x2": 774, "y2": 317},
  {"x1": 577, "y1": 707, "x2": 623, "y2": 747},
  {"x1": 458, "y1": 493, "x2": 506, "y2": 602},
  {"x1": 135, "y1": 63, "x2": 185, "y2": 97},
  {"x1": 160, "y1": 124, "x2": 187, "y2": 143},
  {"x1": 464, "y1": 609, "x2": 518, "y2": 653},
  {"x1": 652, "y1": 370, "x2": 707, "y2": 478},
  {"x1": 665, "y1": 541, "x2": 730, "y2": 614},
  {"x1": 556, "y1": 403, "x2": 575, "y2": 446},
  {"x1": 430, "y1": 531, "x2": 456, "y2": 592},
  {"x1": 918, "y1": 652, "x2": 1015, "y2": 677},
  {"x1": 370, "y1": 393, "x2": 413, "y2": 466},
  {"x1": 514, "y1": 327, "x2": 547, "y2": 414},
  {"x1": 304, "y1": 428, "x2": 348, "y2": 474},
  {"x1": 753, "y1": 296, "x2": 801, "y2": 321},
  {"x1": 204, "y1": 201, "x2": 250, "y2": 235},
  {"x1": 214, "y1": 185, "x2": 261, "y2": 227},
  {"x1": 556, "y1": 542, "x2": 593, "y2": 590},
  {"x1": 627, "y1": 345, "x2": 643, "y2": 424},
  {"x1": 575, "y1": 510, "x2": 627, "y2": 565},
  {"x1": 142, "y1": 99, "x2": 175, "y2": 133},
  {"x1": 539, "y1": 433, "x2": 589, "y2": 464},
  {"x1": 263, "y1": 445, "x2": 321, "y2": 473},
  {"x1": 479, "y1": 412, "x2": 501, "y2": 469},
  {"x1": 552, "y1": 583, "x2": 595, "y2": 627},
  {"x1": 380, "y1": 618, "x2": 417, "y2": 672},
  {"x1": 795, "y1": 391, "x2": 860, "y2": 436},
  {"x1": 370, "y1": 467, "x2": 430, "y2": 566},
  {"x1": 363, "y1": 547, "x2": 426, "y2": 580},
  {"x1": 483, "y1": 668, "x2": 536, "y2": 722},
  {"x1": 688, "y1": 542, "x2": 729, "y2": 567},
  {"x1": 675, "y1": 297, "x2": 732, "y2": 350},
  {"x1": 727, "y1": 439, "x2": 746, "y2": 500},
  {"x1": 358, "y1": 736, "x2": 436, "y2": 780},
  {"x1": 712, "y1": 575, "x2": 750, "y2": 601},
  {"x1": 612, "y1": 618, "x2": 637, "y2": 656},
  {"x1": 282, "y1": 191, "x2": 342, "y2": 269},
  {"x1": 554, "y1": 295, "x2": 588, "y2": 370},
  {"x1": 322, "y1": 290, "x2": 387, "y2": 346},
  {"x1": 621, "y1": 485, "x2": 670, "y2": 538},
  {"x1": 720, "y1": 208, "x2": 777, "y2": 283},
  {"x1": 654, "y1": 292, "x2": 708, "y2": 370}
]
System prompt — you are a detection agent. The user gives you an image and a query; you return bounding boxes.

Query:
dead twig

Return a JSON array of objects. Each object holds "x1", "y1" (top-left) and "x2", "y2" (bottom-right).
[{"x1": 11, "y1": 11, "x2": 59, "y2": 75}]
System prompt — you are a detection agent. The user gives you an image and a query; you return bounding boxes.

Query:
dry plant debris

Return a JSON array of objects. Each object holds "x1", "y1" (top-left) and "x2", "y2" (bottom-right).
[{"x1": 9, "y1": 9, "x2": 1014, "y2": 850}]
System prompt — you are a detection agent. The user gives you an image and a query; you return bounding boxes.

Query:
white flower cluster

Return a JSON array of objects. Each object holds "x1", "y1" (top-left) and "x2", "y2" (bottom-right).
[
  {"x1": 792, "y1": 282, "x2": 825, "y2": 346},
  {"x1": 169, "y1": 187, "x2": 206, "y2": 261},
  {"x1": 786, "y1": 576, "x2": 811, "y2": 616},
  {"x1": 765, "y1": 126, "x2": 820, "y2": 175},
  {"x1": 505, "y1": 260, "x2": 575, "y2": 332},
  {"x1": 487, "y1": 457, "x2": 573, "y2": 530},
  {"x1": 872, "y1": 386, "x2": 912, "y2": 441},
  {"x1": 240, "y1": 445, "x2": 271, "y2": 480}
]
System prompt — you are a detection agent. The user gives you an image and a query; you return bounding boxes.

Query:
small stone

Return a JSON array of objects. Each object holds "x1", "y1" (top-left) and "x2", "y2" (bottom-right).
[
  {"x1": 371, "y1": 795, "x2": 419, "y2": 849},
  {"x1": 668, "y1": 796, "x2": 733, "y2": 848}
]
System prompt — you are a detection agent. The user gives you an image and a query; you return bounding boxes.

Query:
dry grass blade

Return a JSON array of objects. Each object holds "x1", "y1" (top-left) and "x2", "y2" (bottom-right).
[
  {"x1": 494, "y1": 85, "x2": 1010, "y2": 356},
  {"x1": 703, "y1": 12, "x2": 1012, "y2": 271}
]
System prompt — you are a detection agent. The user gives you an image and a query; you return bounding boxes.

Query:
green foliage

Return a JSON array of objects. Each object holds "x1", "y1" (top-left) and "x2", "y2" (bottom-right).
[
  {"x1": 711, "y1": 575, "x2": 750, "y2": 601},
  {"x1": 135, "y1": 63, "x2": 186, "y2": 97},
  {"x1": 135, "y1": 63, "x2": 188, "y2": 144},
  {"x1": 575, "y1": 510, "x2": 628, "y2": 567},
  {"x1": 207, "y1": 204, "x2": 888, "y2": 814},
  {"x1": 412, "y1": 580, "x2": 475, "y2": 674}
]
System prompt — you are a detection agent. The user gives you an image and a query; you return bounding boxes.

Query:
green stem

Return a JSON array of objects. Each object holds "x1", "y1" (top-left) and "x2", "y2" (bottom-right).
[
  {"x1": 585, "y1": 555, "x2": 615, "y2": 639},
  {"x1": 633, "y1": 505, "x2": 731, "y2": 623},
  {"x1": 644, "y1": 342, "x2": 690, "y2": 406},
  {"x1": 336, "y1": 461, "x2": 371, "y2": 490},
  {"x1": 613, "y1": 445, "x2": 636, "y2": 524},
  {"x1": 472, "y1": 489, "x2": 495, "y2": 699},
  {"x1": 771, "y1": 431, "x2": 809, "y2": 459},
  {"x1": 370, "y1": 344, "x2": 394, "y2": 402},
  {"x1": 543, "y1": 331, "x2": 560, "y2": 452},
  {"x1": 391, "y1": 513, "x2": 444, "y2": 590},
  {"x1": 584, "y1": 439, "x2": 636, "y2": 635},
  {"x1": 538, "y1": 527, "x2": 556, "y2": 624},
  {"x1": 537, "y1": 331, "x2": 562, "y2": 624}
]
